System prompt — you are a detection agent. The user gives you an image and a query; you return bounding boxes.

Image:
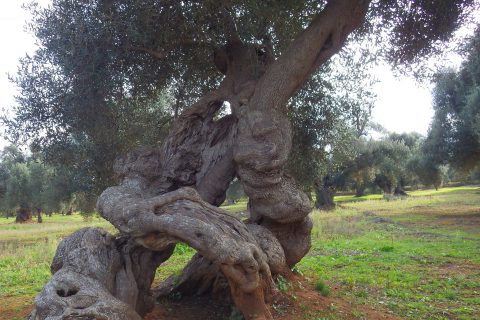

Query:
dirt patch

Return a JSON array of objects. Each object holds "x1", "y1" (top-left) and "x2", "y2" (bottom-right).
[
  {"x1": 146, "y1": 275, "x2": 402, "y2": 320},
  {"x1": 0, "y1": 296, "x2": 34, "y2": 320},
  {"x1": 146, "y1": 295, "x2": 232, "y2": 320},
  {"x1": 2, "y1": 279, "x2": 402, "y2": 320},
  {"x1": 435, "y1": 261, "x2": 480, "y2": 278},
  {"x1": 437, "y1": 212, "x2": 480, "y2": 226}
]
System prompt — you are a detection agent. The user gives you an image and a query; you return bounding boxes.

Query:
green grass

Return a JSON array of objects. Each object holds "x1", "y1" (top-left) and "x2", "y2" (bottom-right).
[
  {"x1": 0, "y1": 214, "x2": 114, "y2": 298},
  {"x1": 1, "y1": 186, "x2": 479, "y2": 319},
  {"x1": 300, "y1": 186, "x2": 480, "y2": 319},
  {"x1": 0, "y1": 214, "x2": 114, "y2": 242},
  {"x1": 334, "y1": 193, "x2": 384, "y2": 202},
  {"x1": 333, "y1": 184, "x2": 480, "y2": 203},
  {"x1": 221, "y1": 199, "x2": 248, "y2": 213}
]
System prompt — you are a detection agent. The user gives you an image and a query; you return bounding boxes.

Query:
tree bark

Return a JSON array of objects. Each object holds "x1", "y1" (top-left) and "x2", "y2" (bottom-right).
[{"x1": 29, "y1": 1, "x2": 370, "y2": 319}]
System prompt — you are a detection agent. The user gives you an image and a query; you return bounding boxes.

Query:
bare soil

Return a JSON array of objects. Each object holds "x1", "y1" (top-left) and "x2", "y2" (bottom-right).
[{"x1": 146, "y1": 275, "x2": 401, "y2": 320}]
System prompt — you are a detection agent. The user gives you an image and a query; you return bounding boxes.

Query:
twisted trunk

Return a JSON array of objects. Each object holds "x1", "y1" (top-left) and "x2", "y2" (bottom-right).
[{"x1": 29, "y1": 1, "x2": 369, "y2": 319}]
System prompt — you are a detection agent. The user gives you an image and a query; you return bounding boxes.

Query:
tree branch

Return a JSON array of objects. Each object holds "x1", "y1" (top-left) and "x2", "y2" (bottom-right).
[{"x1": 255, "y1": 0, "x2": 371, "y2": 106}]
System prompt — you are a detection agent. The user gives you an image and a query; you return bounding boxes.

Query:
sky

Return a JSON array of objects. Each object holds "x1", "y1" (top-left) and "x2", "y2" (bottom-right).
[
  {"x1": 0, "y1": 1, "x2": 42, "y2": 149},
  {"x1": 0, "y1": 1, "x2": 473, "y2": 149},
  {"x1": 371, "y1": 66, "x2": 433, "y2": 136}
]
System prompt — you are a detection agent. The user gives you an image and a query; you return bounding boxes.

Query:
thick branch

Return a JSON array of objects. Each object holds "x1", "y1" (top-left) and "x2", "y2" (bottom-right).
[
  {"x1": 97, "y1": 186, "x2": 275, "y2": 319},
  {"x1": 257, "y1": 0, "x2": 370, "y2": 104},
  {"x1": 232, "y1": 0, "x2": 370, "y2": 266}
]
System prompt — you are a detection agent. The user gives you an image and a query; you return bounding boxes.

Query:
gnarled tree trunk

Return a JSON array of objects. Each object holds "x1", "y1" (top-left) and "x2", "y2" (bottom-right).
[{"x1": 29, "y1": 1, "x2": 370, "y2": 319}]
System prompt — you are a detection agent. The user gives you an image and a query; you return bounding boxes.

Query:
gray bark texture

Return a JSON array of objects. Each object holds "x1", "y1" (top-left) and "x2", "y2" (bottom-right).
[{"x1": 29, "y1": 1, "x2": 369, "y2": 319}]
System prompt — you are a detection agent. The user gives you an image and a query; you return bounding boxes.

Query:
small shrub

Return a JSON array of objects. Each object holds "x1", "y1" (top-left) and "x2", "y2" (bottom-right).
[
  {"x1": 291, "y1": 265, "x2": 304, "y2": 276},
  {"x1": 315, "y1": 279, "x2": 331, "y2": 297}
]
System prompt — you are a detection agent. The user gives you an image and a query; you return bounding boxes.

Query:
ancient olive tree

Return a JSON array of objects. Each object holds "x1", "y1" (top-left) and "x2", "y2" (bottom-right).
[{"x1": 19, "y1": 0, "x2": 476, "y2": 319}]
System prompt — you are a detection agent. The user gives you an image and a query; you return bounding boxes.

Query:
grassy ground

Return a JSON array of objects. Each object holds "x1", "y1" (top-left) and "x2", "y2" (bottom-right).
[
  {"x1": 0, "y1": 186, "x2": 479, "y2": 319},
  {"x1": 301, "y1": 185, "x2": 480, "y2": 320}
]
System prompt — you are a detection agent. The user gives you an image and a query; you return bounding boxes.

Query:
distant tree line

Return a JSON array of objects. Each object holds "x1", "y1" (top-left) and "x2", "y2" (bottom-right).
[
  {"x1": 0, "y1": 145, "x2": 94, "y2": 222},
  {"x1": 280, "y1": 24, "x2": 480, "y2": 210}
]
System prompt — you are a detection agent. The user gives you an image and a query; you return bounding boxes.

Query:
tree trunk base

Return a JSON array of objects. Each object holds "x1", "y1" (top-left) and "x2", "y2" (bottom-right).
[
  {"x1": 28, "y1": 227, "x2": 174, "y2": 319},
  {"x1": 15, "y1": 209, "x2": 32, "y2": 223}
]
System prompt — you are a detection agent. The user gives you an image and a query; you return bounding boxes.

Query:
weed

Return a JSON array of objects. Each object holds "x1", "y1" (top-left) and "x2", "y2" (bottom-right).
[
  {"x1": 315, "y1": 279, "x2": 331, "y2": 297},
  {"x1": 355, "y1": 289, "x2": 368, "y2": 298},
  {"x1": 292, "y1": 265, "x2": 304, "y2": 276},
  {"x1": 275, "y1": 275, "x2": 292, "y2": 293},
  {"x1": 352, "y1": 309, "x2": 367, "y2": 318}
]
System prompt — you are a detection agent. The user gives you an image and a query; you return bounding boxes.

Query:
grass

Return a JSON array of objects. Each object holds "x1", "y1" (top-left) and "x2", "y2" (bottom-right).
[
  {"x1": 314, "y1": 279, "x2": 331, "y2": 297},
  {"x1": 0, "y1": 214, "x2": 114, "y2": 242},
  {"x1": 221, "y1": 199, "x2": 249, "y2": 213},
  {"x1": 1, "y1": 185, "x2": 479, "y2": 319},
  {"x1": 300, "y1": 185, "x2": 480, "y2": 319},
  {"x1": 333, "y1": 184, "x2": 480, "y2": 203}
]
